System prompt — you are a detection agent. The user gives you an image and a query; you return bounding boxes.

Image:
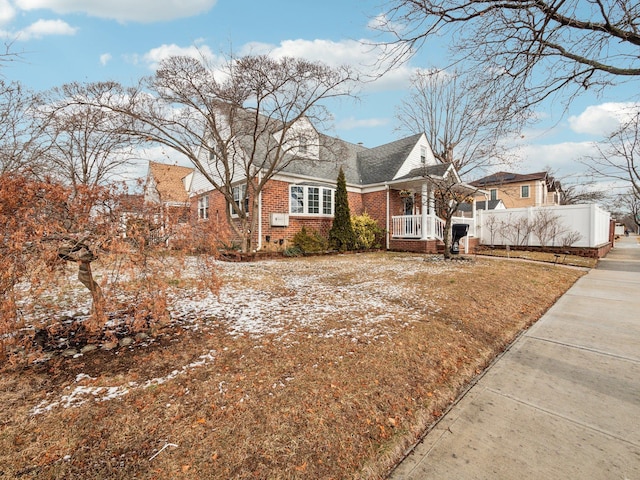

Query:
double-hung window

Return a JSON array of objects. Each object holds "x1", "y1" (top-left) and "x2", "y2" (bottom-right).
[
  {"x1": 231, "y1": 184, "x2": 249, "y2": 217},
  {"x1": 521, "y1": 185, "x2": 530, "y2": 198},
  {"x1": 198, "y1": 195, "x2": 209, "y2": 220},
  {"x1": 290, "y1": 185, "x2": 334, "y2": 215},
  {"x1": 490, "y1": 189, "x2": 497, "y2": 201}
]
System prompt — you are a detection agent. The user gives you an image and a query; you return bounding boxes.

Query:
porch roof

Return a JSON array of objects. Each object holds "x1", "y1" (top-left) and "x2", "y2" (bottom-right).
[{"x1": 386, "y1": 164, "x2": 487, "y2": 197}]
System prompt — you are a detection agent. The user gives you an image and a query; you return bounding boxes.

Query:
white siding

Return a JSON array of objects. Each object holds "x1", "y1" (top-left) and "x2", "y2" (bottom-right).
[{"x1": 393, "y1": 134, "x2": 438, "y2": 180}]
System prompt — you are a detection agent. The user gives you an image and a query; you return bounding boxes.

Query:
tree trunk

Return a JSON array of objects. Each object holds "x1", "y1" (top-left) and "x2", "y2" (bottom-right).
[
  {"x1": 77, "y1": 260, "x2": 103, "y2": 309},
  {"x1": 443, "y1": 218, "x2": 453, "y2": 259}
]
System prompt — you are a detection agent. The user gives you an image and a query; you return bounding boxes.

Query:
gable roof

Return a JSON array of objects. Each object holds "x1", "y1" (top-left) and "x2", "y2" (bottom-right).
[
  {"x1": 356, "y1": 133, "x2": 424, "y2": 184},
  {"x1": 471, "y1": 171, "x2": 549, "y2": 187},
  {"x1": 278, "y1": 133, "x2": 365, "y2": 185},
  {"x1": 393, "y1": 162, "x2": 453, "y2": 182},
  {"x1": 147, "y1": 161, "x2": 193, "y2": 203},
  {"x1": 278, "y1": 133, "x2": 427, "y2": 186}
]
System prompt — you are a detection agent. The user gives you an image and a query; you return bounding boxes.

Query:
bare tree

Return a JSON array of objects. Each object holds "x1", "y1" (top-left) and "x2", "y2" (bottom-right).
[
  {"x1": 379, "y1": 0, "x2": 640, "y2": 112},
  {"x1": 71, "y1": 54, "x2": 356, "y2": 253},
  {"x1": 588, "y1": 107, "x2": 640, "y2": 198},
  {"x1": 531, "y1": 208, "x2": 562, "y2": 248},
  {"x1": 560, "y1": 182, "x2": 607, "y2": 205},
  {"x1": 426, "y1": 169, "x2": 478, "y2": 259},
  {"x1": 612, "y1": 189, "x2": 640, "y2": 232},
  {"x1": 0, "y1": 81, "x2": 50, "y2": 177},
  {"x1": 396, "y1": 69, "x2": 520, "y2": 177},
  {"x1": 41, "y1": 84, "x2": 143, "y2": 195}
]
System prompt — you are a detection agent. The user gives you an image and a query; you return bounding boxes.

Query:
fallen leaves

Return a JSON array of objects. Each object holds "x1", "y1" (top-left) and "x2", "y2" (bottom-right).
[{"x1": 0, "y1": 253, "x2": 585, "y2": 479}]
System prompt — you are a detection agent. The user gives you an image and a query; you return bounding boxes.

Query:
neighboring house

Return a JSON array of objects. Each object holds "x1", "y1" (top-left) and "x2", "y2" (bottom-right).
[
  {"x1": 470, "y1": 171, "x2": 561, "y2": 209},
  {"x1": 189, "y1": 117, "x2": 481, "y2": 254},
  {"x1": 144, "y1": 161, "x2": 194, "y2": 243},
  {"x1": 114, "y1": 193, "x2": 144, "y2": 239},
  {"x1": 456, "y1": 199, "x2": 506, "y2": 218}
]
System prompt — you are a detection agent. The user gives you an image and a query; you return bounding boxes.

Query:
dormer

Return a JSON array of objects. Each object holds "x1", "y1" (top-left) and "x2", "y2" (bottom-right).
[{"x1": 274, "y1": 116, "x2": 320, "y2": 160}]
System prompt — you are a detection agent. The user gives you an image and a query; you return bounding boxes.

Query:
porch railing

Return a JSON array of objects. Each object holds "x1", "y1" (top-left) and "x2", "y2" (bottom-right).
[
  {"x1": 392, "y1": 214, "x2": 446, "y2": 241},
  {"x1": 392, "y1": 215, "x2": 422, "y2": 238},
  {"x1": 392, "y1": 214, "x2": 473, "y2": 241}
]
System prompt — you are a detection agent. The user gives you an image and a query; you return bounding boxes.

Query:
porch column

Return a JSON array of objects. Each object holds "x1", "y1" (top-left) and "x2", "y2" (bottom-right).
[
  {"x1": 421, "y1": 183, "x2": 429, "y2": 240},
  {"x1": 471, "y1": 197, "x2": 477, "y2": 237},
  {"x1": 428, "y1": 186, "x2": 436, "y2": 239}
]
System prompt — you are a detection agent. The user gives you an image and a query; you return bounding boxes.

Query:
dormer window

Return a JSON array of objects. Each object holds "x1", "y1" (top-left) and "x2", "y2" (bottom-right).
[
  {"x1": 208, "y1": 145, "x2": 218, "y2": 163},
  {"x1": 298, "y1": 135, "x2": 308, "y2": 155}
]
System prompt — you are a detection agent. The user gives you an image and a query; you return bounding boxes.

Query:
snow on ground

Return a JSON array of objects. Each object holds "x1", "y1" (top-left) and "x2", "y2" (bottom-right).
[
  {"x1": 30, "y1": 351, "x2": 216, "y2": 415},
  {"x1": 169, "y1": 253, "x2": 464, "y2": 339},
  {"x1": 22, "y1": 253, "x2": 474, "y2": 415},
  {"x1": 17, "y1": 253, "x2": 471, "y2": 341}
]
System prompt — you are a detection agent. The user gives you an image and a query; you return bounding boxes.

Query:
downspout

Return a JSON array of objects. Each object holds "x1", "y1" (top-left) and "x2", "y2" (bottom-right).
[
  {"x1": 257, "y1": 172, "x2": 263, "y2": 251},
  {"x1": 386, "y1": 184, "x2": 390, "y2": 250},
  {"x1": 421, "y1": 182, "x2": 429, "y2": 240}
]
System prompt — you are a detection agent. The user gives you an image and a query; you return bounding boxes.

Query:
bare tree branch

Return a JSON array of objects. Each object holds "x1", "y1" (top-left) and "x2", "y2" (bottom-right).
[
  {"x1": 71, "y1": 54, "x2": 357, "y2": 252},
  {"x1": 378, "y1": 0, "x2": 640, "y2": 111}
]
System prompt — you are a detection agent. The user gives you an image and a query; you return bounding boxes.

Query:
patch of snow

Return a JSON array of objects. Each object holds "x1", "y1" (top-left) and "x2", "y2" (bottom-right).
[{"x1": 30, "y1": 350, "x2": 216, "y2": 416}]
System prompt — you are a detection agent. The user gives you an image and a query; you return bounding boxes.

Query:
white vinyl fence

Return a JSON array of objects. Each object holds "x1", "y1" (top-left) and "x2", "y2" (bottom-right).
[{"x1": 476, "y1": 204, "x2": 611, "y2": 248}]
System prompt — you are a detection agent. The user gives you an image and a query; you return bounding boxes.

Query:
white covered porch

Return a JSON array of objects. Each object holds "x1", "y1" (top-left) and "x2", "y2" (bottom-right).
[
  {"x1": 385, "y1": 167, "x2": 482, "y2": 254},
  {"x1": 391, "y1": 214, "x2": 476, "y2": 241}
]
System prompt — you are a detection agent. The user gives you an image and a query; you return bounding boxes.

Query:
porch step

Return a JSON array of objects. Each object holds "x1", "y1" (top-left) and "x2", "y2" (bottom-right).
[{"x1": 436, "y1": 242, "x2": 445, "y2": 253}]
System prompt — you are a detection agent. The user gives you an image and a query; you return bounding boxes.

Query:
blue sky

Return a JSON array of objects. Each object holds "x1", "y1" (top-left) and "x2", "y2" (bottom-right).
[{"x1": 2, "y1": 0, "x2": 638, "y2": 186}]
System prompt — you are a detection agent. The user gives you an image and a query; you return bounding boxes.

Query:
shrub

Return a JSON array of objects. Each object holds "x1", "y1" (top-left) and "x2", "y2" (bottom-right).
[
  {"x1": 282, "y1": 246, "x2": 303, "y2": 257},
  {"x1": 292, "y1": 227, "x2": 328, "y2": 253},
  {"x1": 352, "y1": 212, "x2": 384, "y2": 250},
  {"x1": 328, "y1": 167, "x2": 355, "y2": 251}
]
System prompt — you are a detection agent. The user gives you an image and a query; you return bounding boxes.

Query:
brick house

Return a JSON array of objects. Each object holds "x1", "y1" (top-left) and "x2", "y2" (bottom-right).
[
  {"x1": 143, "y1": 161, "x2": 194, "y2": 244},
  {"x1": 470, "y1": 171, "x2": 562, "y2": 209},
  {"x1": 187, "y1": 114, "x2": 481, "y2": 254}
]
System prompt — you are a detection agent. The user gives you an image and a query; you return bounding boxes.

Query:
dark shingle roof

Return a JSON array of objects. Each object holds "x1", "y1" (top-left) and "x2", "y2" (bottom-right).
[
  {"x1": 394, "y1": 162, "x2": 451, "y2": 182},
  {"x1": 471, "y1": 171, "x2": 548, "y2": 187},
  {"x1": 279, "y1": 133, "x2": 365, "y2": 185},
  {"x1": 356, "y1": 133, "x2": 423, "y2": 184}
]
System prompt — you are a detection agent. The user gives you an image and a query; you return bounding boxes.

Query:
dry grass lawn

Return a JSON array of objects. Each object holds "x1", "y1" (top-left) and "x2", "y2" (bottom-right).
[{"x1": 0, "y1": 252, "x2": 585, "y2": 479}]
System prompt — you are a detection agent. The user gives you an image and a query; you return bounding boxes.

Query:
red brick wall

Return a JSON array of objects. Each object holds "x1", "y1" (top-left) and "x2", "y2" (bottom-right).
[
  {"x1": 388, "y1": 239, "x2": 441, "y2": 253},
  {"x1": 260, "y1": 179, "x2": 336, "y2": 250},
  {"x1": 362, "y1": 190, "x2": 387, "y2": 225}
]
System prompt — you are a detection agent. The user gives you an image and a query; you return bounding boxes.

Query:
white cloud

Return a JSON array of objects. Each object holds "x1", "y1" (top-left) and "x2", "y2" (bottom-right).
[
  {"x1": 568, "y1": 102, "x2": 640, "y2": 136},
  {"x1": 0, "y1": 0, "x2": 15, "y2": 24},
  {"x1": 14, "y1": 18, "x2": 77, "y2": 40},
  {"x1": 337, "y1": 116, "x2": 390, "y2": 130},
  {"x1": 99, "y1": 53, "x2": 112, "y2": 66},
  {"x1": 140, "y1": 43, "x2": 218, "y2": 70},
  {"x1": 499, "y1": 140, "x2": 598, "y2": 179},
  {"x1": 239, "y1": 38, "x2": 415, "y2": 92},
  {"x1": 14, "y1": 0, "x2": 217, "y2": 23}
]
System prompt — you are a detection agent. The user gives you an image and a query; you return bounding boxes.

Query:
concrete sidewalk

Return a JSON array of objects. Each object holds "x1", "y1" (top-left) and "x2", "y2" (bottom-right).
[{"x1": 389, "y1": 234, "x2": 640, "y2": 480}]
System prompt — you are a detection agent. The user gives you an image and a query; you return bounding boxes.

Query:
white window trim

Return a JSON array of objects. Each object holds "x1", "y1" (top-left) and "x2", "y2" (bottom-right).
[
  {"x1": 230, "y1": 184, "x2": 249, "y2": 218},
  {"x1": 289, "y1": 185, "x2": 335, "y2": 216},
  {"x1": 198, "y1": 195, "x2": 209, "y2": 220}
]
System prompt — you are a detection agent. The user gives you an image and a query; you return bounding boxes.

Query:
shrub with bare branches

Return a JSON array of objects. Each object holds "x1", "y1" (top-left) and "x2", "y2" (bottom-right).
[{"x1": 0, "y1": 173, "x2": 219, "y2": 359}]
